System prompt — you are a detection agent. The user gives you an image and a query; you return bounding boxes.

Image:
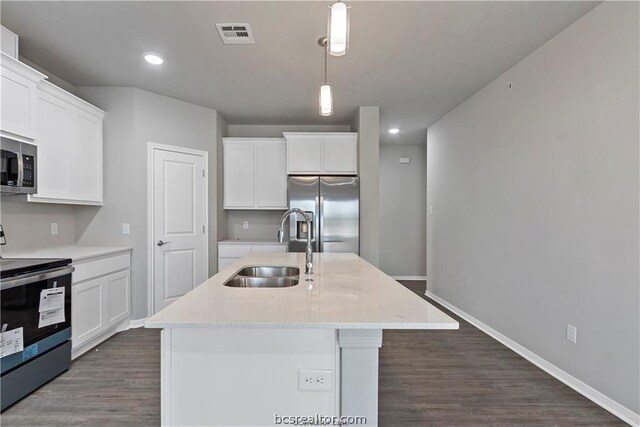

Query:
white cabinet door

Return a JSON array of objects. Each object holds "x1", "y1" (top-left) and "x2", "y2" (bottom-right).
[
  {"x1": 72, "y1": 277, "x2": 104, "y2": 347},
  {"x1": 255, "y1": 141, "x2": 287, "y2": 208},
  {"x1": 105, "y1": 270, "x2": 130, "y2": 326},
  {"x1": 323, "y1": 134, "x2": 357, "y2": 174},
  {"x1": 34, "y1": 91, "x2": 71, "y2": 199},
  {"x1": 29, "y1": 81, "x2": 104, "y2": 205},
  {"x1": 284, "y1": 133, "x2": 358, "y2": 175},
  {"x1": 0, "y1": 54, "x2": 45, "y2": 140},
  {"x1": 287, "y1": 136, "x2": 323, "y2": 174},
  {"x1": 68, "y1": 109, "x2": 102, "y2": 203},
  {"x1": 224, "y1": 142, "x2": 255, "y2": 208}
]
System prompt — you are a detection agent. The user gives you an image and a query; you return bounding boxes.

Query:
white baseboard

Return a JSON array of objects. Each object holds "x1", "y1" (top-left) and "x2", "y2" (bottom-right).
[
  {"x1": 391, "y1": 275, "x2": 427, "y2": 281},
  {"x1": 425, "y1": 290, "x2": 639, "y2": 427},
  {"x1": 129, "y1": 317, "x2": 148, "y2": 328}
]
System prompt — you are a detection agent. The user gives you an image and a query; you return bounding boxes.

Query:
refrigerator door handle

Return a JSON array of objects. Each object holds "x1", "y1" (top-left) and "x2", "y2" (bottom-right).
[{"x1": 317, "y1": 195, "x2": 323, "y2": 252}]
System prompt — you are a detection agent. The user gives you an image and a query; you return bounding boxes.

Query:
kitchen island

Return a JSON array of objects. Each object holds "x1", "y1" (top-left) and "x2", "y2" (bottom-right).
[{"x1": 145, "y1": 252, "x2": 458, "y2": 426}]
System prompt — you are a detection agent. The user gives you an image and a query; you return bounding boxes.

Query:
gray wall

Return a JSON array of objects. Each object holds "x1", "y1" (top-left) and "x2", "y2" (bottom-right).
[
  {"x1": 379, "y1": 145, "x2": 426, "y2": 277},
  {"x1": 226, "y1": 210, "x2": 286, "y2": 241},
  {"x1": 75, "y1": 87, "x2": 220, "y2": 320},
  {"x1": 353, "y1": 107, "x2": 380, "y2": 267},
  {"x1": 427, "y1": 2, "x2": 639, "y2": 414},
  {"x1": 0, "y1": 199, "x2": 77, "y2": 253}
]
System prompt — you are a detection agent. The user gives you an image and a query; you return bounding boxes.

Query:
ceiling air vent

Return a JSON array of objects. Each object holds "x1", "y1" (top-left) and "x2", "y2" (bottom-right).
[{"x1": 215, "y1": 23, "x2": 255, "y2": 45}]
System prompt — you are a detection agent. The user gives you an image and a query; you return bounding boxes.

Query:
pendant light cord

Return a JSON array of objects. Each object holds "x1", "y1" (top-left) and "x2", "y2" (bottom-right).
[{"x1": 324, "y1": 45, "x2": 328, "y2": 84}]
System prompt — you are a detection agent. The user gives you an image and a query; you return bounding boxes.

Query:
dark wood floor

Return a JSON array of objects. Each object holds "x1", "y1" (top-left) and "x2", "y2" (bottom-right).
[{"x1": 1, "y1": 281, "x2": 625, "y2": 426}]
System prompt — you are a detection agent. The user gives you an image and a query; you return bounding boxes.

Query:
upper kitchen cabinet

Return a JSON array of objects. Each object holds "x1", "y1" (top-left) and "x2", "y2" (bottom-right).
[
  {"x1": 28, "y1": 80, "x2": 104, "y2": 205},
  {"x1": 0, "y1": 52, "x2": 47, "y2": 141},
  {"x1": 284, "y1": 132, "x2": 358, "y2": 175},
  {"x1": 223, "y1": 138, "x2": 287, "y2": 209}
]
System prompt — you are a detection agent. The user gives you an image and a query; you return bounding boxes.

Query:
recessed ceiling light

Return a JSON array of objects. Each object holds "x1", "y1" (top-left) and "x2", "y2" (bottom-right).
[
  {"x1": 144, "y1": 53, "x2": 164, "y2": 65},
  {"x1": 389, "y1": 128, "x2": 400, "y2": 134}
]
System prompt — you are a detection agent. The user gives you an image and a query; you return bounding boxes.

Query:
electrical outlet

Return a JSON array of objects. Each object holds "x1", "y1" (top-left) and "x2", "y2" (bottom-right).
[
  {"x1": 122, "y1": 223, "x2": 130, "y2": 235},
  {"x1": 298, "y1": 369, "x2": 332, "y2": 391},
  {"x1": 566, "y1": 324, "x2": 577, "y2": 344},
  {"x1": 50, "y1": 222, "x2": 59, "y2": 235},
  {"x1": 243, "y1": 221, "x2": 249, "y2": 230},
  {"x1": 429, "y1": 206, "x2": 433, "y2": 215}
]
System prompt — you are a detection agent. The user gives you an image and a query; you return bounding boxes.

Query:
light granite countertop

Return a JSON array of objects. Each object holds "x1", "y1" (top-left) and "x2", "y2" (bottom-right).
[{"x1": 145, "y1": 252, "x2": 458, "y2": 330}]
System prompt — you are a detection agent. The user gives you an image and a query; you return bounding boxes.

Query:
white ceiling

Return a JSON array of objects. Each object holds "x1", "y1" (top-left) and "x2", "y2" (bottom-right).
[{"x1": 1, "y1": 1, "x2": 599, "y2": 144}]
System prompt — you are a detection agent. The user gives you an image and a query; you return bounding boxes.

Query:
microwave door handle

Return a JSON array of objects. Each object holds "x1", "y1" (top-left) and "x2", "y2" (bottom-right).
[{"x1": 17, "y1": 153, "x2": 24, "y2": 187}]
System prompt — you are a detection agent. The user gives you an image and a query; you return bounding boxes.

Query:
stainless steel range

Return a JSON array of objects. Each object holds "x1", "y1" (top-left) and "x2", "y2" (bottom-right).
[{"x1": 0, "y1": 256, "x2": 73, "y2": 410}]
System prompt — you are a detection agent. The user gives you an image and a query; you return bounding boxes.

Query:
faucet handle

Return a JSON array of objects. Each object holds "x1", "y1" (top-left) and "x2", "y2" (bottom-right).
[{"x1": 277, "y1": 228, "x2": 284, "y2": 243}]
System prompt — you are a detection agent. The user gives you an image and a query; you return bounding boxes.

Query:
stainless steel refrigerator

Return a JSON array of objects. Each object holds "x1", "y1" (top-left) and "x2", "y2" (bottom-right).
[{"x1": 288, "y1": 176, "x2": 359, "y2": 254}]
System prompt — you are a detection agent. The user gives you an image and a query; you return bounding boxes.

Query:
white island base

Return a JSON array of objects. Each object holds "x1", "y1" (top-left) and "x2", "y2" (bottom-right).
[
  {"x1": 161, "y1": 328, "x2": 382, "y2": 426},
  {"x1": 147, "y1": 253, "x2": 458, "y2": 426}
]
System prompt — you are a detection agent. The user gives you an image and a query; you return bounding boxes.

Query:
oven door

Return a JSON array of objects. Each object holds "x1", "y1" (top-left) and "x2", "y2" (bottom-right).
[{"x1": 1, "y1": 266, "x2": 73, "y2": 374}]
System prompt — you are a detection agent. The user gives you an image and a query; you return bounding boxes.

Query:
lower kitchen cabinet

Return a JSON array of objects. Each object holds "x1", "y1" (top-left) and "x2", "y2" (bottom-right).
[{"x1": 71, "y1": 249, "x2": 131, "y2": 359}]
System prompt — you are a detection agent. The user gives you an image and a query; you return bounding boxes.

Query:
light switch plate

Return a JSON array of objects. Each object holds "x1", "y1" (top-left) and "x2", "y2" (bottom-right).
[
  {"x1": 243, "y1": 221, "x2": 249, "y2": 230},
  {"x1": 122, "y1": 223, "x2": 130, "y2": 235},
  {"x1": 566, "y1": 324, "x2": 577, "y2": 344},
  {"x1": 50, "y1": 223, "x2": 59, "y2": 235}
]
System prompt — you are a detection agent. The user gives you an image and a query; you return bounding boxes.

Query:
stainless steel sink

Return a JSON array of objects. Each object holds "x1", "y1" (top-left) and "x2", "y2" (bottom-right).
[
  {"x1": 224, "y1": 265, "x2": 300, "y2": 288},
  {"x1": 224, "y1": 276, "x2": 299, "y2": 288},
  {"x1": 236, "y1": 266, "x2": 300, "y2": 278}
]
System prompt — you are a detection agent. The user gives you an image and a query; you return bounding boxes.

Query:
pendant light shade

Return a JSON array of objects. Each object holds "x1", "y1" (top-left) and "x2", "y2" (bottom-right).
[
  {"x1": 328, "y1": 1, "x2": 349, "y2": 56},
  {"x1": 319, "y1": 84, "x2": 333, "y2": 116}
]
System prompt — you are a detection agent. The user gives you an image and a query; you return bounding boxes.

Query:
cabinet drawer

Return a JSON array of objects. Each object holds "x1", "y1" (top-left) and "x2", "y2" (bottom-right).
[
  {"x1": 250, "y1": 245, "x2": 287, "y2": 253},
  {"x1": 218, "y1": 244, "x2": 252, "y2": 258},
  {"x1": 73, "y1": 252, "x2": 131, "y2": 283}
]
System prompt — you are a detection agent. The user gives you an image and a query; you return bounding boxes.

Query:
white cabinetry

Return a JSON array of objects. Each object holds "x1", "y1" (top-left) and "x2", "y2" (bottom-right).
[
  {"x1": 223, "y1": 138, "x2": 287, "y2": 209},
  {"x1": 29, "y1": 80, "x2": 104, "y2": 205},
  {"x1": 218, "y1": 242, "x2": 287, "y2": 272},
  {"x1": 71, "y1": 250, "x2": 131, "y2": 359},
  {"x1": 0, "y1": 52, "x2": 46, "y2": 141},
  {"x1": 284, "y1": 132, "x2": 357, "y2": 175}
]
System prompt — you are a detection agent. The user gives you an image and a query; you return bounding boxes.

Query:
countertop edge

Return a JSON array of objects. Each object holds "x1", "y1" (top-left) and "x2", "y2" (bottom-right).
[
  {"x1": 3, "y1": 246, "x2": 133, "y2": 262},
  {"x1": 218, "y1": 240, "x2": 287, "y2": 245},
  {"x1": 144, "y1": 321, "x2": 460, "y2": 330}
]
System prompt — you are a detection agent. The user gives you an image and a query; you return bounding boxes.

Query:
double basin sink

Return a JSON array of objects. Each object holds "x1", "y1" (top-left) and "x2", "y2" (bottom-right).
[{"x1": 224, "y1": 266, "x2": 300, "y2": 288}]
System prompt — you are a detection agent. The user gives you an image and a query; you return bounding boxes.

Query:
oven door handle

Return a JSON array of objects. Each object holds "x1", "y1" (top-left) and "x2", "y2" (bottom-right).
[{"x1": 1, "y1": 266, "x2": 75, "y2": 290}]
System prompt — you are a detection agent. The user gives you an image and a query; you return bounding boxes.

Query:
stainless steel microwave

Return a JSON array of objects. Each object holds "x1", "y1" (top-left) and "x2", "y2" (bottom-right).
[{"x1": 0, "y1": 137, "x2": 37, "y2": 195}]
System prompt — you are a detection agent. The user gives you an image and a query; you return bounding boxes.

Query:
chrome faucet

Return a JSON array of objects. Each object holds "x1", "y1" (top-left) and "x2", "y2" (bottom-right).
[{"x1": 278, "y1": 208, "x2": 313, "y2": 275}]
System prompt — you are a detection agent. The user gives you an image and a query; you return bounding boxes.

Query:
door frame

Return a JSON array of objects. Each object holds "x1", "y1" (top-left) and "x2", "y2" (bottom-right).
[{"x1": 147, "y1": 142, "x2": 209, "y2": 316}]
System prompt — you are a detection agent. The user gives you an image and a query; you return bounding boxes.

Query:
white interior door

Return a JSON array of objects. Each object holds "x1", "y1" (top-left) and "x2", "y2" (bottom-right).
[{"x1": 152, "y1": 145, "x2": 207, "y2": 313}]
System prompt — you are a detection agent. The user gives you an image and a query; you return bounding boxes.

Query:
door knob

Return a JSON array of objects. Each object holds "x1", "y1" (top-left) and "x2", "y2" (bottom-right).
[{"x1": 157, "y1": 240, "x2": 171, "y2": 246}]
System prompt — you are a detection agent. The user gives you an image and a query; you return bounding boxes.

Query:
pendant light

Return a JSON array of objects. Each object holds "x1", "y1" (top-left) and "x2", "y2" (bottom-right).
[
  {"x1": 318, "y1": 37, "x2": 333, "y2": 116},
  {"x1": 328, "y1": 0, "x2": 350, "y2": 56}
]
